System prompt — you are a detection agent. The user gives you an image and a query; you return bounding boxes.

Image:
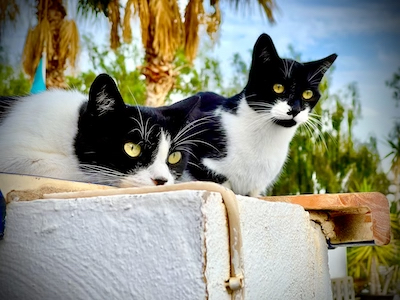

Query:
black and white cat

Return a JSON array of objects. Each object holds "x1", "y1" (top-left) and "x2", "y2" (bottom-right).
[
  {"x1": 181, "y1": 33, "x2": 337, "y2": 196},
  {"x1": 0, "y1": 74, "x2": 199, "y2": 187}
]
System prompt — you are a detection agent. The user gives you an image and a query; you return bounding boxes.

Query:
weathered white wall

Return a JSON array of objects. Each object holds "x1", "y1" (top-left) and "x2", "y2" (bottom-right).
[
  {"x1": 0, "y1": 191, "x2": 332, "y2": 300},
  {"x1": 237, "y1": 196, "x2": 332, "y2": 300}
]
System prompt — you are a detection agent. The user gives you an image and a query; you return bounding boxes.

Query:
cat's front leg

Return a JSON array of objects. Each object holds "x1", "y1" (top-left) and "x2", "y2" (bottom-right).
[
  {"x1": 248, "y1": 190, "x2": 261, "y2": 198},
  {"x1": 221, "y1": 180, "x2": 233, "y2": 191}
]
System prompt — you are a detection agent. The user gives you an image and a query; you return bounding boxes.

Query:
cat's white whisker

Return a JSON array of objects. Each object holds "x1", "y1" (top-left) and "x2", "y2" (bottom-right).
[
  {"x1": 146, "y1": 123, "x2": 158, "y2": 142},
  {"x1": 127, "y1": 87, "x2": 137, "y2": 104},
  {"x1": 187, "y1": 161, "x2": 203, "y2": 170},
  {"x1": 144, "y1": 118, "x2": 153, "y2": 142},
  {"x1": 244, "y1": 112, "x2": 275, "y2": 130},
  {"x1": 129, "y1": 127, "x2": 143, "y2": 136},
  {"x1": 130, "y1": 116, "x2": 145, "y2": 140},
  {"x1": 174, "y1": 128, "x2": 210, "y2": 146},
  {"x1": 172, "y1": 115, "x2": 214, "y2": 144},
  {"x1": 127, "y1": 86, "x2": 147, "y2": 140},
  {"x1": 282, "y1": 59, "x2": 289, "y2": 78},
  {"x1": 302, "y1": 116, "x2": 329, "y2": 151},
  {"x1": 308, "y1": 62, "x2": 330, "y2": 82},
  {"x1": 177, "y1": 146, "x2": 198, "y2": 159},
  {"x1": 180, "y1": 139, "x2": 220, "y2": 153},
  {"x1": 288, "y1": 60, "x2": 295, "y2": 78},
  {"x1": 243, "y1": 93, "x2": 258, "y2": 101}
]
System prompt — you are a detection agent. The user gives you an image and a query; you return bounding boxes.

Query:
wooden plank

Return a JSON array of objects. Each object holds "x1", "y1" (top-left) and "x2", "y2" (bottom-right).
[
  {"x1": 0, "y1": 173, "x2": 114, "y2": 203},
  {"x1": 259, "y1": 193, "x2": 391, "y2": 246}
]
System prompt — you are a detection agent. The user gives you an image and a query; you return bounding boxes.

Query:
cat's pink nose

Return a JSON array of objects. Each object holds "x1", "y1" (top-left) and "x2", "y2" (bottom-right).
[{"x1": 152, "y1": 177, "x2": 168, "y2": 186}]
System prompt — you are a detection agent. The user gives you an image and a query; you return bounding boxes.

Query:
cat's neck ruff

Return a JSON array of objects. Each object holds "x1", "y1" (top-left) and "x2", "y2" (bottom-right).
[{"x1": 225, "y1": 96, "x2": 299, "y2": 149}]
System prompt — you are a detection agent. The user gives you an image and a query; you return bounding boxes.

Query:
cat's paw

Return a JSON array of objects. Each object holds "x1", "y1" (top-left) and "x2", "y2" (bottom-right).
[
  {"x1": 221, "y1": 181, "x2": 232, "y2": 191},
  {"x1": 248, "y1": 190, "x2": 261, "y2": 198}
]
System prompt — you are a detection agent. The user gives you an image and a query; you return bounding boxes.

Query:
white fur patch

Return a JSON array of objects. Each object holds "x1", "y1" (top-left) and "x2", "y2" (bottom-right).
[
  {"x1": 0, "y1": 89, "x2": 88, "y2": 181},
  {"x1": 270, "y1": 101, "x2": 293, "y2": 120},
  {"x1": 119, "y1": 131, "x2": 175, "y2": 187},
  {"x1": 270, "y1": 100, "x2": 310, "y2": 124},
  {"x1": 294, "y1": 108, "x2": 309, "y2": 124}
]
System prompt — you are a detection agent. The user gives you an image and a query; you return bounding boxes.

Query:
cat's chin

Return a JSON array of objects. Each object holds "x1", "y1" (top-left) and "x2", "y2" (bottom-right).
[{"x1": 273, "y1": 119, "x2": 297, "y2": 128}]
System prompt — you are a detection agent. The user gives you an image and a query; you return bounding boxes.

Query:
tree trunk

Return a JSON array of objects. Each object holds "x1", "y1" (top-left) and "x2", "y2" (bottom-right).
[
  {"x1": 46, "y1": 0, "x2": 68, "y2": 89},
  {"x1": 142, "y1": 54, "x2": 177, "y2": 107}
]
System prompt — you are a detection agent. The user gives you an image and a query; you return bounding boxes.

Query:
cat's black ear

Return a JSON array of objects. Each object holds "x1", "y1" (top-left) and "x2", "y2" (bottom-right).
[
  {"x1": 251, "y1": 33, "x2": 280, "y2": 65},
  {"x1": 304, "y1": 54, "x2": 338, "y2": 83},
  {"x1": 87, "y1": 73, "x2": 125, "y2": 117}
]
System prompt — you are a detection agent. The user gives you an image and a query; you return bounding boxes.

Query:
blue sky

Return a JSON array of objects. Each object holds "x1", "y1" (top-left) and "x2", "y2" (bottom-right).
[{"x1": 1, "y1": 0, "x2": 400, "y2": 170}]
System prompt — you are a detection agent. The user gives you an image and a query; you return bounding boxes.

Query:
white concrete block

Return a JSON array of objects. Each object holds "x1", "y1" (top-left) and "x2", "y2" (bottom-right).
[{"x1": 0, "y1": 191, "x2": 332, "y2": 299}]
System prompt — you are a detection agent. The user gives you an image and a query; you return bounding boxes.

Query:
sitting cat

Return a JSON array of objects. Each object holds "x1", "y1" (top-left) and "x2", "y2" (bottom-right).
[
  {"x1": 0, "y1": 73, "x2": 200, "y2": 187},
  {"x1": 180, "y1": 33, "x2": 337, "y2": 196}
]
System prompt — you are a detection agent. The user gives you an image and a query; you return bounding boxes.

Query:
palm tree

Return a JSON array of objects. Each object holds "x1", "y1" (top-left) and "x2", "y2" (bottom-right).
[
  {"x1": 21, "y1": 0, "x2": 80, "y2": 89},
  {"x1": 78, "y1": 0, "x2": 277, "y2": 106},
  {"x1": 1, "y1": 0, "x2": 80, "y2": 89}
]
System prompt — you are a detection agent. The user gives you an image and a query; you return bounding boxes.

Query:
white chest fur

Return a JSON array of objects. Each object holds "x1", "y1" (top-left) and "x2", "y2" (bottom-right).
[{"x1": 203, "y1": 100, "x2": 298, "y2": 196}]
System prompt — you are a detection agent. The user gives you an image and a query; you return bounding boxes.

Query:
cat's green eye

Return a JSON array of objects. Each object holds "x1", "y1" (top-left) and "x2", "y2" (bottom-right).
[
  {"x1": 273, "y1": 84, "x2": 285, "y2": 94},
  {"x1": 302, "y1": 90, "x2": 314, "y2": 100},
  {"x1": 168, "y1": 151, "x2": 182, "y2": 165},
  {"x1": 124, "y1": 142, "x2": 141, "y2": 158}
]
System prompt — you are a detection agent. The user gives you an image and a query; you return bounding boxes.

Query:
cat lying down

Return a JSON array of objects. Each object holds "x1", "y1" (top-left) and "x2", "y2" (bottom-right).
[{"x1": 0, "y1": 74, "x2": 202, "y2": 188}]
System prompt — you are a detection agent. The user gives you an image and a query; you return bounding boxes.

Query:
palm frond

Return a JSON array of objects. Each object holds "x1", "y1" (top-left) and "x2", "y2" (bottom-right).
[
  {"x1": 184, "y1": 0, "x2": 204, "y2": 62},
  {"x1": 107, "y1": 0, "x2": 121, "y2": 50},
  {"x1": 132, "y1": 0, "x2": 150, "y2": 48},
  {"x1": 205, "y1": 0, "x2": 221, "y2": 40},
  {"x1": 256, "y1": 0, "x2": 276, "y2": 23},
  {"x1": 77, "y1": 0, "x2": 112, "y2": 17},
  {"x1": 59, "y1": 19, "x2": 80, "y2": 68},
  {"x1": 122, "y1": 0, "x2": 134, "y2": 43},
  {"x1": 149, "y1": 0, "x2": 182, "y2": 61},
  {"x1": 22, "y1": 4, "x2": 52, "y2": 79},
  {"x1": 222, "y1": 0, "x2": 276, "y2": 23}
]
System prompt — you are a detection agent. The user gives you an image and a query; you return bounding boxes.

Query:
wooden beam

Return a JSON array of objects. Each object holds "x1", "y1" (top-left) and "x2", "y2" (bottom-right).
[{"x1": 259, "y1": 193, "x2": 391, "y2": 246}]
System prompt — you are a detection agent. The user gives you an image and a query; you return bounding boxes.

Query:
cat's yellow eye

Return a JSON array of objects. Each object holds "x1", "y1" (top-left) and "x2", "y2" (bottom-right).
[
  {"x1": 302, "y1": 90, "x2": 314, "y2": 100},
  {"x1": 124, "y1": 142, "x2": 141, "y2": 158},
  {"x1": 273, "y1": 84, "x2": 285, "y2": 94},
  {"x1": 168, "y1": 151, "x2": 182, "y2": 165}
]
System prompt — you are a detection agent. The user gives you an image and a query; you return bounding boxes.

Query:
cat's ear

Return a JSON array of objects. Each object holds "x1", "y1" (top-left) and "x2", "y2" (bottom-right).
[
  {"x1": 87, "y1": 73, "x2": 125, "y2": 117},
  {"x1": 304, "y1": 54, "x2": 338, "y2": 83},
  {"x1": 251, "y1": 33, "x2": 280, "y2": 65}
]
